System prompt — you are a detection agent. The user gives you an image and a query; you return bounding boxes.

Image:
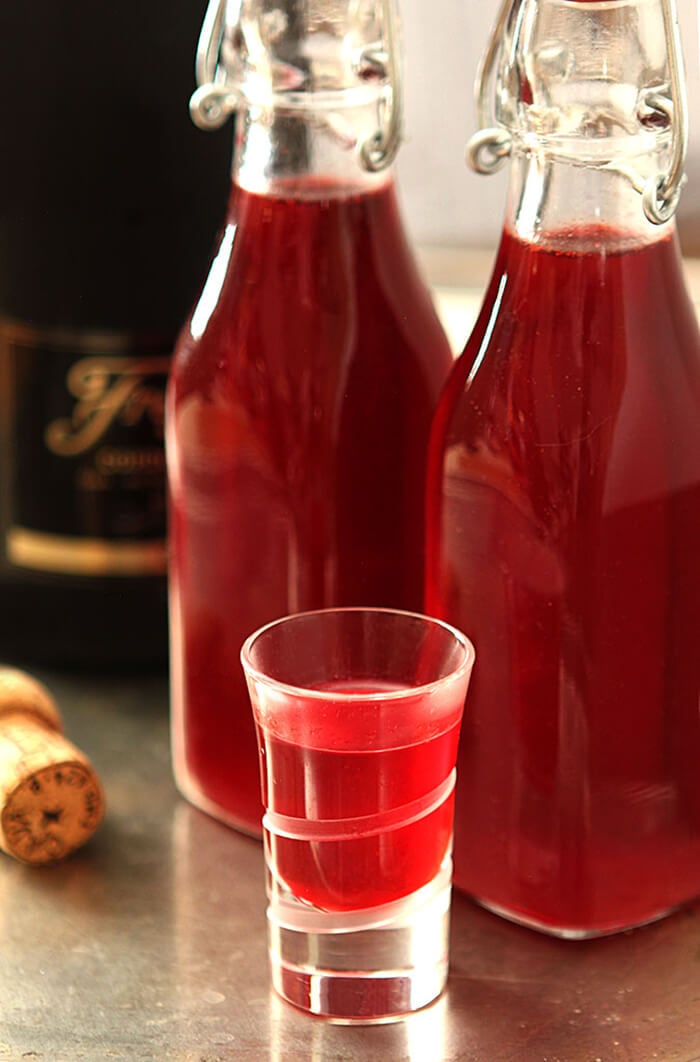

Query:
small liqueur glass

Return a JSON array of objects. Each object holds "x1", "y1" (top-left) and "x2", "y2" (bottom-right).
[{"x1": 241, "y1": 607, "x2": 474, "y2": 1022}]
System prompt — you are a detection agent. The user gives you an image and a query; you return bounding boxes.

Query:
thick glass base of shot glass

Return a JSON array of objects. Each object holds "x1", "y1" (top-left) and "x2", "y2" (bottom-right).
[{"x1": 266, "y1": 854, "x2": 454, "y2": 1023}]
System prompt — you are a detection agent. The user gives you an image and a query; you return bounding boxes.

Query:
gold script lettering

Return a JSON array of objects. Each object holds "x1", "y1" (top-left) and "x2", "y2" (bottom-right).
[{"x1": 45, "y1": 356, "x2": 170, "y2": 458}]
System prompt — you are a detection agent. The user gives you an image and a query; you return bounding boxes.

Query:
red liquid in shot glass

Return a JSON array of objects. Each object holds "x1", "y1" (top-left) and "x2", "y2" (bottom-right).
[{"x1": 258, "y1": 680, "x2": 462, "y2": 911}]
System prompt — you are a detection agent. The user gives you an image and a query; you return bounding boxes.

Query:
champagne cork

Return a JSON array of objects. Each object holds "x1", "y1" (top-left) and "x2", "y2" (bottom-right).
[{"x1": 0, "y1": 668, "x2": 104, "y2": 864}]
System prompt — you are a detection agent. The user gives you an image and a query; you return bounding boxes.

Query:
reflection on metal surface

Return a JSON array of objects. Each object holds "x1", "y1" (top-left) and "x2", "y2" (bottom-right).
[
  {"x1": 172, "y1": 801, "x2": 271, "y2": 1053},
  {"x1": 1, "y1": 670, "x2": 700, "y2": 1059},
  {"x1": 267, "y1": 973, "x2": 449, "y2": 1055},
  {"x1": 405, "y1": 994, "x2": 449, "y2": 1061}
]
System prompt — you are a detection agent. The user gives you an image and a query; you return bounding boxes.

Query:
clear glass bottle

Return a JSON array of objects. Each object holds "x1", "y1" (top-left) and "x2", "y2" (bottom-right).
[
  {"x1": 426, "y1": 0, "x2": 700, "y2": 936},
  {"x1": 167, "y1": 0, "x2": 453, "y2": 835}
]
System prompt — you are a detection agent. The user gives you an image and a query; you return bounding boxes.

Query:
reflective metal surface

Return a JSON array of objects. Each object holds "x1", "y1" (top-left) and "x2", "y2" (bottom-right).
[{"x1": 1, "y1": 668, "x2": 700, "y2": 1060}]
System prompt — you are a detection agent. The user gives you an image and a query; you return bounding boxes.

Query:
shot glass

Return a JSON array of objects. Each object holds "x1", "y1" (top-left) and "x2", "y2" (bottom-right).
[{"x1": 240, "y1": 607, "x2": 474, "y2": 1023}]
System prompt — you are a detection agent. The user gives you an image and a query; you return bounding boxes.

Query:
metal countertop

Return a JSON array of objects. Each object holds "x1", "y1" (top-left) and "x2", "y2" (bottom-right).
[{"x1": 1, "y1": 669, "x2": 699, "y2": 1061}]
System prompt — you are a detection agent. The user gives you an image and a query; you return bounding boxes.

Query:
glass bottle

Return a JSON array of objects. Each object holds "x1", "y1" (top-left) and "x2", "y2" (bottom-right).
[
  {"x1": 167, "y1": 0, "x2": 453, "y2": 834},
  {"x1": 426, "y1": 0, "x2": 700, "y2": 937},
  {"x1": 0, "y1": 3, "x2": 230, "y2": 668}
]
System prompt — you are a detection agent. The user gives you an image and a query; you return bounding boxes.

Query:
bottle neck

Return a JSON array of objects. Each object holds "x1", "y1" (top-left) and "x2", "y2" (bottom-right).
[
  {"x1": 489, "y1": 0, "x2": 684, "y2": 243},
  {"x1": 232, "y1": 102, "x2": 391, "y2": 198},
  {"x1": 505, "y1": 150, "x2": 676, "y2": 249}
]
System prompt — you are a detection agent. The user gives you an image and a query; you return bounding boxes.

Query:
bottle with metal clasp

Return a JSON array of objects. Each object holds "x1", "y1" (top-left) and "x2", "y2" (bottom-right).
[
  {"x1": 426, "y1": 0, "x2": 700, "y2": 937},
  {"x1": 167, "y1": 0, "x2": 454, "y2": 835}
]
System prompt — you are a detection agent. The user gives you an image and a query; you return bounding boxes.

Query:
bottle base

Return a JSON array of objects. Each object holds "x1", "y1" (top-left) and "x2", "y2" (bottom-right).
[
  {"x1": 471, "y1": 894, "x2": 684, "y2": 940},
  {"x1": 173, "y1": 768, "x2": 264, "y2": 840}
]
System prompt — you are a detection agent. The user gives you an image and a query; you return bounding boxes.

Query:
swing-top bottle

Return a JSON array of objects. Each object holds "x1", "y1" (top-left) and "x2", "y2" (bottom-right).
[
  {"x1": 426, "y1": 0, "x2": 700, "y2": 936},
  {"x1": 168, "y1": 0, "x2": 453, "y2": 834}
]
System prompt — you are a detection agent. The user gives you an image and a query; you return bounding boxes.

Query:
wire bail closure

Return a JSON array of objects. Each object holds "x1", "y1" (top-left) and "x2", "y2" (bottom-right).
[
  {"x1": 359, "y1": 0, "x2": 403, "y2": 173},
  {"x1": 465, "y1": 0, "x2": 516, "y2": 176},
  {"x1": 188, "y1": 0, "x2": 403, "y2": 173},
  {"x1": 641, "y1": 0, "x2": 688, "y2": 224},
  {"x1": 466, "y1": 0, "x2": 688, "y2": 225},
  {"x1": 189, "y1": 0, "x2": 238, "y2": 130}
]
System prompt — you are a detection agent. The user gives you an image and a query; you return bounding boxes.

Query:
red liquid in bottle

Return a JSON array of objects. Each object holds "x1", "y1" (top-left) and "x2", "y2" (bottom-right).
[
  {"x1": 426, "y1": 225, "x2": 700, "y2": 934},
  {"x1": 259, "y1": 681, "x2": 461, "y2": 911},
  {"x1": 168, "y1": 179, "x2": 453, "y2": 834}
]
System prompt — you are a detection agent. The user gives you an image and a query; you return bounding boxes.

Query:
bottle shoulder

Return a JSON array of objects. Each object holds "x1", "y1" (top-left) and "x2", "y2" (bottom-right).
[
  {"x1": 170, "y1": 179, "x2": 453, "y2": 391},
  {"x1": 432, "y1": 225, "x2": 700, "y2": 467},
  {"x1": 447, "y1": 226, "x2": 700, "y2": 381}
]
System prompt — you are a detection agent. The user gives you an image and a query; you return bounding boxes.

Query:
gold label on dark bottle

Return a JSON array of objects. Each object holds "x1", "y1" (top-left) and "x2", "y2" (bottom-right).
[{"x1": 0, "y1": 321, "x2": 170, "y2": 577}]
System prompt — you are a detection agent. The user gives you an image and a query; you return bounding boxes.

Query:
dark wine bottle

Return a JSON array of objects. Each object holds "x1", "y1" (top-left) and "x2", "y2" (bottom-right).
[{"x1": 0, "y1": 2, "x2": 230, "y2": 668}]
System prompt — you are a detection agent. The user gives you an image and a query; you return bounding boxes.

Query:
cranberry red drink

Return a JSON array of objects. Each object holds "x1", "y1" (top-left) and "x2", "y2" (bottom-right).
[
  {"x1": 241, "y1": 608, "x2": 474, "y2": 1021},
  {"x1": 426, "y1": 0, "x2": 700, "y2": 936},
  {"x1": 259, "y1": 677, "x2": 461, "y2": 912},
  {"x1": 167, "y1": 0, "x2": 453, "y2": 835}
]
